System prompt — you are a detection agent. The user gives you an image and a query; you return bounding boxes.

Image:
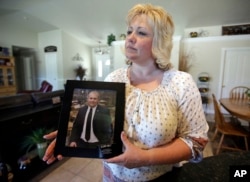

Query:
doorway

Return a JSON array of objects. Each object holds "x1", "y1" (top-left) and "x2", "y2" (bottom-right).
[
  {"x1": 45, "y1": 52, "x2": 58, "y2": 90},
  {"x1": 12, "y1": 46, "x2": 37, "y2": 91},
  {"x1": 94, "y1": 54, "x2": 111, "y2": 81},
  {"x1": 219, "y1": 47, "x2": 250, "y2": 98}
]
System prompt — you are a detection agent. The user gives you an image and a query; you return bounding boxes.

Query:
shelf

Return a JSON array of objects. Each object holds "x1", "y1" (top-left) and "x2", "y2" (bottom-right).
[
  {"x1": 197, "y1": 72, "x2": 210, "y2": 107},
  {"x1": 0, "y1": 56, "x2": 15, "y2": 66},
  {"x1": 0, "y1": 65, "x2": 15, "y2": 68},
  {"x1": 182, "y1": 34, "x2": 250, "y2": 42},
  {"x1": 201, "y1": 96, "x2": 209, "y2": 104}
]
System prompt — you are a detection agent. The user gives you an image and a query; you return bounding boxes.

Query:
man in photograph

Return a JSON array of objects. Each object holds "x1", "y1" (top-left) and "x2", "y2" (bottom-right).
[{"x1": 69, "y1": 90, "x2": 113, "y2": 148}]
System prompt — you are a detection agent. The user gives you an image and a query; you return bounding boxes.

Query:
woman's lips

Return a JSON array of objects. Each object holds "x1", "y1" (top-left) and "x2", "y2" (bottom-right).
[{"x1": 126, "y1": 46, "x2": 136, "y2": 52}]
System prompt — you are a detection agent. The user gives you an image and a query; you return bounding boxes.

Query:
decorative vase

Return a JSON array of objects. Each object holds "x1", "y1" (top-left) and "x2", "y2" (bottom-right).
[
  {"x1": 36, "y1": 142, "x2": 47, "y2": 159},
  {"x1": 190, "y1": 32, "x2": 198, "y2": 38}
]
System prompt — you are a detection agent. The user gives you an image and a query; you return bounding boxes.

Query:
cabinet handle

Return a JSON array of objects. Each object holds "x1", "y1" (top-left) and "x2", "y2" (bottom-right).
[{"x1": 21, "y1": 119, "x2": 33, "y2": 125}]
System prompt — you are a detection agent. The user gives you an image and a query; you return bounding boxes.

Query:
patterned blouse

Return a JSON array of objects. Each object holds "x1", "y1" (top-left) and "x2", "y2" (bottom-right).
[{"x1": 103, "y1": 67, "x2": 209, "y2": 182}]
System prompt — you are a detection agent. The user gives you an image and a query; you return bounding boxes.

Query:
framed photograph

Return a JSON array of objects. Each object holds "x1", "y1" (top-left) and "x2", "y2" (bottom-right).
[{"x1": 55, "y1": 80, "x2": 125, "y2": 159}]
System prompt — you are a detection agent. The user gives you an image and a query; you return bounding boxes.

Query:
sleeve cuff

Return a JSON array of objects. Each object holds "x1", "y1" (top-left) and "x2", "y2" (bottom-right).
[{"x1": 180, "y1": 136, "x2": 204, "y2": 163}]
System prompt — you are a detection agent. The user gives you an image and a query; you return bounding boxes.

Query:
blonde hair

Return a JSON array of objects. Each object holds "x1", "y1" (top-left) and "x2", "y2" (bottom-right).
[{"x1": 126, "y1": 4, "x2": 174, "y2": 70}]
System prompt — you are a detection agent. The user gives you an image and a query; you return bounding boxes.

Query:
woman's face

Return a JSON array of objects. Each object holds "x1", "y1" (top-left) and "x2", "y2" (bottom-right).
[{"x1": 125, "y1": 14, "x2": 154, "y2": 63}]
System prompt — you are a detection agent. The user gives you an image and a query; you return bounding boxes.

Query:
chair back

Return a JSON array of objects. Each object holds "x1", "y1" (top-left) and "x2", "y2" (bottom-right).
[
  {"x1": 39, "y1": 80, "x2": 53, "y2": 93},
  {"x1": 229, "y1": 86, "x2": 249, "y2": 100},
  {"x1": 212, "y1": 94, "x2": 226, "y2": 128}
]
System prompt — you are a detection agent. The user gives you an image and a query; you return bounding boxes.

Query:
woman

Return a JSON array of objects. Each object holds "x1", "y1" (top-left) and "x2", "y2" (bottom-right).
[{"x1": 43, "y1": 4, "x2": 209, "y2": 182}]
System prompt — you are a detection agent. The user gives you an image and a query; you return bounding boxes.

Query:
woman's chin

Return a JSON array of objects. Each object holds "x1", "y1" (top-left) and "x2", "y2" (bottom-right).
[{"x1": 125, "y1": 53, "x2": 137, "y2": 60}]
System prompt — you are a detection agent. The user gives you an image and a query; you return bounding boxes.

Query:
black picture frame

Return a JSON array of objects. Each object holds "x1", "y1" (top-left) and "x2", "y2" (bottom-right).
[{"x1": 55, "y1": 80, "x2": 125, "y2": 159}]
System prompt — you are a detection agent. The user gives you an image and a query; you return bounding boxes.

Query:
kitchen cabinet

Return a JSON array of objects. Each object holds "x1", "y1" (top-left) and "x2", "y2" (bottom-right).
[{"x1": 0, "y1": 56, "x2": 16, "y2": 96}]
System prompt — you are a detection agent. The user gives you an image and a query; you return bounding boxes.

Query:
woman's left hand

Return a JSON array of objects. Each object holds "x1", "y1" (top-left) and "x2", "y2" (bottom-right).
[{"x1": 105, "y1": 131, "x2": 148, "y2": 169}]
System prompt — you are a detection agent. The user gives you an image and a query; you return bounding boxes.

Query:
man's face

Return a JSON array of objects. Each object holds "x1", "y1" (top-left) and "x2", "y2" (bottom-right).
[{"x1": 87, "y1": 92, "x2": 99, "y2": 107}]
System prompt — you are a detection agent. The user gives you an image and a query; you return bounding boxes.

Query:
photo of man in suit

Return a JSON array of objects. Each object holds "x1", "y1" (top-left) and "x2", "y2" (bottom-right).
[{"x1": 69, "y1": 90, "x2": 113, "y2": 148}]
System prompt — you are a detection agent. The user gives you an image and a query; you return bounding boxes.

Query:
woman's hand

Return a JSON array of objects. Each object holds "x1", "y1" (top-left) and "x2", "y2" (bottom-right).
[
  {"x1": 69, "y1": 142, "x2": 77, "y2": 147},
  {"x1": 42, "y1": 130, "x2": 63, "y2": 164},
  {"x1": 105, "y1": 131, "x2": 148, "y2": 169}
]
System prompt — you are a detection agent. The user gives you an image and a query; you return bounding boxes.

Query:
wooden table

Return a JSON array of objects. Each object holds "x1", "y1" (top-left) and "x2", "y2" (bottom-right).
[{"x1": 219, "y1": 98, "x2": 250, "y2": 121}]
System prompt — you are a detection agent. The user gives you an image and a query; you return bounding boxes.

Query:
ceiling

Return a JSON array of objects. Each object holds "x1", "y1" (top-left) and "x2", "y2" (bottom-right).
[{"x1": 0, "y1": 0, "x2": 250, "y2": 47}]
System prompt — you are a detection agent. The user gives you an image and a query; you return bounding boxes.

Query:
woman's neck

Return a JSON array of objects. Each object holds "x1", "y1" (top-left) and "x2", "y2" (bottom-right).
[
  {"x1": 131, "y1": 62, "x2": 158, "y2": 76},
  {"x1": 128, "y1": 64, "x2": 164, "y2": 90}
]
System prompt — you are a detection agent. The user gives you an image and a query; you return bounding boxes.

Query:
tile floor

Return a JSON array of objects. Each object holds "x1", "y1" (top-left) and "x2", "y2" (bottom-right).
[{"x1": 30, "y1": 114, "x2": 223, "y2": 182}]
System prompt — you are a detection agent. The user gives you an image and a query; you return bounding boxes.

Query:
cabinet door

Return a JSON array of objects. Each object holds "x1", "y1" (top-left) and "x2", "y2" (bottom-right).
[
  {"x1": 0, "y1": 57, "x2": 16, "y2": 96},
  {"x1": 0, "y1": 67, "x2": 8, "y2": 86},
  {"x1": 0, "y1": 68, "x2": 4, "y2": 86},
  {"x1": 0, "y1": 67, "x2": 16, "y2": 95},
  {"x1": 6, "y1": 67, "x2": 15, "y2": 86}
]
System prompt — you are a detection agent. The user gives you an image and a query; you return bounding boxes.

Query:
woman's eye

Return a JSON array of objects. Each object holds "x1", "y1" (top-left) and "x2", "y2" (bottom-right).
[
  {"x1": 138, "y1": 31, "x2": 147, "y2": 36},
  {"x1": 126, "y1": 30, "x2": 147, "y2": 36},
  {"x1": 127, "y1": 30, "x2": 132, "y2": 35}
]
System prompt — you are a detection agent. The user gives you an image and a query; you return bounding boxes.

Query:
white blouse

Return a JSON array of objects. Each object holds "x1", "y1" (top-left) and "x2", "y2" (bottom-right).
[{"x1": 104, "y1": 67, "x2": 209, "y2": 182}]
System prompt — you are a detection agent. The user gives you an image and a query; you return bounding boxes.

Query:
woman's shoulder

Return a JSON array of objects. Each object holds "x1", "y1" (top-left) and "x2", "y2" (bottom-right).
[
  {"x1": 162, "y1": 68, "x2": 194, "y2": 84},
  {"x1": 104, "y1": 67, "x2": 128, "y2": 82}
]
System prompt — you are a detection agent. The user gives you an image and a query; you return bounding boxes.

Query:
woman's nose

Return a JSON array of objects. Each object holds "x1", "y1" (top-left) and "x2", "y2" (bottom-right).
[{"x1": 127, "y1": 33, "x2": 136, "y2": 43}]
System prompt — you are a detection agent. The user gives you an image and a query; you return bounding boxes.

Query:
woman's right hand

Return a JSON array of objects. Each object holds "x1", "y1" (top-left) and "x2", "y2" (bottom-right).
[
  {"x1": 42, "y1": 130, "x2": 63, "y2": 164},
  {"x1": 69, "y1": 142, "x2": 77, "y2": 147}
]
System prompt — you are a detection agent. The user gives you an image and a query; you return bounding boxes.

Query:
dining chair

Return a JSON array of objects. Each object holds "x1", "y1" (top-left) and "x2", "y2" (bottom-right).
[
  {"x1": 229, "y1": 86, "x2": 250, "y2": 124},
  {"x1": 229, "y1": 86, "x2": 249, "y2": 100},
  {"x1": 211, "y1": 94, "x2": 249, "y2": 155},
  {"x1": 18, "y1": 80, "x2": 53, "y2": 94}
]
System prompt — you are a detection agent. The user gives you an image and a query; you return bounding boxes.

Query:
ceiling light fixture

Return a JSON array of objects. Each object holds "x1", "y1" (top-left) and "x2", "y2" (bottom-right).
[{"x1": 94, "y1": 41, "x2": 110, "y2": 55}]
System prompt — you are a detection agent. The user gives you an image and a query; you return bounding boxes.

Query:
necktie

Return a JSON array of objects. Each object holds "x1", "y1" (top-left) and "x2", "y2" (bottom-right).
[{"x1": 85, "y1": 108, "x2": 92, "y2": 141}]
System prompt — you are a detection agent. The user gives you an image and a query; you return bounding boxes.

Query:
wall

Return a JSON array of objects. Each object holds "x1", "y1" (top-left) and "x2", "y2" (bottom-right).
[
  {"x1": 171, "y1": 36, "x2": 181, "y2": 69},
  {"x1": 181, "y1": 34, "x2": 250, "y2": 113},
  {"x1": 0, "y1": 23, "x2": 40, "y2": 91},
  {"x1": 0, "y1": 20, "x2": 93, "y2": 90},
  {"x1": 38, "y1": 30, "x2": 92, "y2": 89},
  {"x1": 61, "y1": 32, "x2": 92, "y2": 81},
  {"x1": 38, "y1": 30, "x2": 63, "y2": 89},
  {"x1": 184, "y1": 25, "x2": 222, "y2": 38},
  {"x1": 0, "y1": 22, "x2": 38, "y2": 55},
  {"x1": 110, "y1": 40, "x2": 126, "y2": 72}
]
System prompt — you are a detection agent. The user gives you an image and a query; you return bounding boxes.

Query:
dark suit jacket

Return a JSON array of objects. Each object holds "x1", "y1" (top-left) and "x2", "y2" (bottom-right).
[{"x1": 70, "y1": 105, "x2": 112, "y2": 145}]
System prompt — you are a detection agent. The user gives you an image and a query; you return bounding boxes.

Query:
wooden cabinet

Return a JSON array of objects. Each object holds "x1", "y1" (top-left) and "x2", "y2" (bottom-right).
[{"x1": 0, "y1": 56, "x2": 16, "y2": 96}]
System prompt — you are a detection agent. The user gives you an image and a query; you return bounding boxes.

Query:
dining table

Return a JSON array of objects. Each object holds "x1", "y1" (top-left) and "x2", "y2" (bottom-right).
[{"x1": 219, "y1": 98, "x2": 250, "y2": 122}]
